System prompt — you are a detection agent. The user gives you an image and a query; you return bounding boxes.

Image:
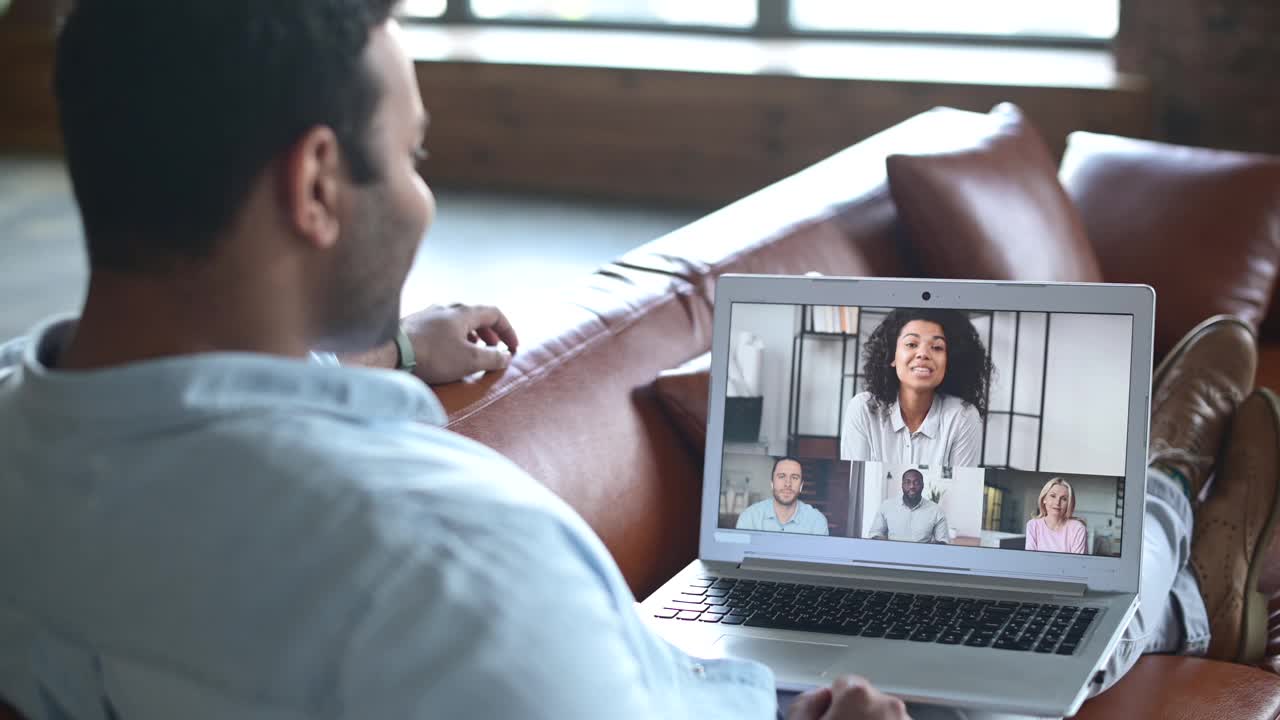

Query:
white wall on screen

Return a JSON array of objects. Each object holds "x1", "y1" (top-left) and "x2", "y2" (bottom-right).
[
  {"x1": 1040, "y1": 314, "x2": 1131, "y2": 476},
  {"x1": 728, "y1": 303, "x2": 800, "y2": 457}
]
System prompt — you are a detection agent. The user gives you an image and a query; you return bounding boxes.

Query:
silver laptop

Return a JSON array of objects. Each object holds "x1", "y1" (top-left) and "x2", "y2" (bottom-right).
[{"x1": 640, "y1": 275, "x2": 1155, "y2": 719}]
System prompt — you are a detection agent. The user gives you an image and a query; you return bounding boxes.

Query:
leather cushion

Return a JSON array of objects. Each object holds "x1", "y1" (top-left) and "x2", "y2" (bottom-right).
[
  {"x1": 1060, "y1": 132, "x2": 1280, "y2": 357},
  {"x1": 886, "y1": 102, "x2": 1103, "y2": 284},
  {"x1": 653, "y1": 352, "x2": 712, "y2": 459},
  {"x1": 1073, "y1": 656, "x2": 1280, "y2": 719},
  {"x1": 652, "y1": 352, "x2": 713, "y2": 461}
]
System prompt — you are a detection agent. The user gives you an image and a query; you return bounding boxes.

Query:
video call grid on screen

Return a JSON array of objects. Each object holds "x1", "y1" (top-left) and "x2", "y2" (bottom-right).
[{"x1": 717, "y1": 302, "x2": 1134, "y2": 559}]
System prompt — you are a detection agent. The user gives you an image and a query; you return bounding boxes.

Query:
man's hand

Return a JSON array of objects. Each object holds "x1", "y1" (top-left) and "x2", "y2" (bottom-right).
[
  {"x1": 786, "y1": 676, "x2": 910, "y2": 720},
  {"x1": 401, "y1": 303, "x2": 519, "y2": 384}
]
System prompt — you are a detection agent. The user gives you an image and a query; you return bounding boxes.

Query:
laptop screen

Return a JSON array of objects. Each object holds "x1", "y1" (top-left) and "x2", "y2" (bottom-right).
[{"x1": 717, "y1": 303, "x2": 1132, "y2": 559}]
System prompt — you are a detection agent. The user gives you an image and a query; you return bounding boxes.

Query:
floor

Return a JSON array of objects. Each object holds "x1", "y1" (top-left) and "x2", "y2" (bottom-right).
[{"x1": 0, "y1": 154, "x2": 707, "y2": 341}]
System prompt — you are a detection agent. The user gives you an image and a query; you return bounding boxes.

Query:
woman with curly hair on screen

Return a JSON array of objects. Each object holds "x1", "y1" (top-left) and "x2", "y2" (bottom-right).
[
  {"x1": 1025, "y1": 477, "x2": 1089, "y2": 554},
  {"x1": 840, "y1": 308, "x2": 992, "y2": 467}
]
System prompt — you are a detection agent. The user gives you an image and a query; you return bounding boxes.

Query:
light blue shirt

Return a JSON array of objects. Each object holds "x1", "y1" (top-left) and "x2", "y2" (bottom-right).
[
  {"x1": 0, "y1": 318, "x2": 775, "y2": 720},
  {"x1": 735, "y1": 499, "x2": 830, "y2": 535}
]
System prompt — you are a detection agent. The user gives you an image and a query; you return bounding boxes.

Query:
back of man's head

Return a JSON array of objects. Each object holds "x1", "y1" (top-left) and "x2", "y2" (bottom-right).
[{"x1": 55, "y1": 0, "x2": 398, "y2": 274}]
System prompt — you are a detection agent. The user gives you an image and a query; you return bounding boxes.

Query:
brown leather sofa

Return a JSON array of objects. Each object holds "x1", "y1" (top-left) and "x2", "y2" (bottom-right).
[
  {"x1": 431, "y1": 106, "x2": 1280, "y2": 718},
  {"x1": 5, "y1": 107, "x2": 1277, "y2": 720}
]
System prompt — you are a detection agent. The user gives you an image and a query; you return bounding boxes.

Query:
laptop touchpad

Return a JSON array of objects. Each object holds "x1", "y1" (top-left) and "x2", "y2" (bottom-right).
[{"x1": 712, "y1": 635, "x2": 849, "y2": 684}]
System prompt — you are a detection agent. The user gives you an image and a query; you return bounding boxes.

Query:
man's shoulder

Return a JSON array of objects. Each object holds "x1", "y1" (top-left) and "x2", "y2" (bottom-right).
[{"x1": 741, "y1": 499, "x2": 772, "y2": 516}]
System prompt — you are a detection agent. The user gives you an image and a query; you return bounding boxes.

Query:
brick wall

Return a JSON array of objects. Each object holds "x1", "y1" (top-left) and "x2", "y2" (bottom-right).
[{"x1": 1116, "y1": 0, "x2": 1280, "y2": 154}]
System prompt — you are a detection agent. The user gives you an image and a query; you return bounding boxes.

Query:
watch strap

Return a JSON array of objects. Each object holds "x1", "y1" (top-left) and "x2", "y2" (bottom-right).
[{"x1": 393, "y1": 325, "x2": 416, "y2": 372}]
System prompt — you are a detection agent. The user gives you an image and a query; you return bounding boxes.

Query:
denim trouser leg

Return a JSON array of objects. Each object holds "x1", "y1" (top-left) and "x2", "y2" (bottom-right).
[{"x1": 1087, "y1": 467, "x2": 1210, "y2": 698}]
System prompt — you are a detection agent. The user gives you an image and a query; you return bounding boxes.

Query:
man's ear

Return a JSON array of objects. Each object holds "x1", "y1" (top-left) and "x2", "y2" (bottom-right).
[{"x1": 280, "y1": 125, "x2": 344, "y2": 250}]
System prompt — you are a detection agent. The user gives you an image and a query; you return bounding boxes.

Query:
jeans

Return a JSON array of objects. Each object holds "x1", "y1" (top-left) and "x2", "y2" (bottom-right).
[{"x1": 1087, "y1": 466, "x2": 1209, "y2": 697}]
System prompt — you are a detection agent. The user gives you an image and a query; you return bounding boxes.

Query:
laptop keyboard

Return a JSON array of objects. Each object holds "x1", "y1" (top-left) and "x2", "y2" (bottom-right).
[{"x1": 654, "y1": 576, "x2": 1099, "y2": 656}]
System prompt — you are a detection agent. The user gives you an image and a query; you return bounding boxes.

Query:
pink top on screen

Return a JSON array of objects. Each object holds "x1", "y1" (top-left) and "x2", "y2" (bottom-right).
[{"x1": 1024, "y1": 517, "x2": 1088, "y2": 554}]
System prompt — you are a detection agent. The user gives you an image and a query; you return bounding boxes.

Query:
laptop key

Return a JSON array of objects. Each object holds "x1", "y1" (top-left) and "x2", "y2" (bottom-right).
[
  {"x1": 677, "y1": 610, "x2": 703, "y2": 621},
  {"x1": 688, "y1": 579, "x2": 715, "y2": 588},
  {"x1": 838, "y1": 620, "x2": 866, "y2": 636},
  {"x1": 744, "y1": 613, "x2": 782, "y2": 629},
  {"x1": 666, "y1": 600, "x2": 708, "y2": 612},
  {"x1": 653, "y1": 609, "x2": 678, "y2": 619},
  {"x1": 1057, "y1": 643, "x2": 1079, "y2": 655},
  {"x1": 705, "y1": 588, "x2": 729, "y2": 598},
  {"x1": 721, "y1": 615, "x2": 747, "y2": 626},
  {"x1": 861, "y1": 624, "x2": 887, "y2": 638},
  {"x1": 700, "y1": 613, "x2": 725, "y2": 623}
]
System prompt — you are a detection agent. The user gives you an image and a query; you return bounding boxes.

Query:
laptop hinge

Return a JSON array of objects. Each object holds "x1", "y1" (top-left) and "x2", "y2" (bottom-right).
[{"x1": 738, "y1": 557, "x2": 1088, "y2": 598}]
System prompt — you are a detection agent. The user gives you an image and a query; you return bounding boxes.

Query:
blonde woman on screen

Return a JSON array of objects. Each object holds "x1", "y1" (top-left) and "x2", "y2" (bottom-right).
[{"x1": 1025, "y1": 477, "x2": 1089, "y2": 554}]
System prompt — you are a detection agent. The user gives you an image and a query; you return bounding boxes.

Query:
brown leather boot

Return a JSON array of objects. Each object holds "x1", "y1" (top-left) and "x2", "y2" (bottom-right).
[
  {"x1": 1148, "y1": 315, "x2": 1257, "y2": 501},
  {"x1": 1190, "y1": 388, "x2": 1280, "y2": 664}
]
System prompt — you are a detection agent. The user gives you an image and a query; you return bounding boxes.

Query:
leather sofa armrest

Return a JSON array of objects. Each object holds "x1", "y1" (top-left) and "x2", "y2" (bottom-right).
[{"x1": 1074, "y1": 656, "x2": 1280, "y2": 719}]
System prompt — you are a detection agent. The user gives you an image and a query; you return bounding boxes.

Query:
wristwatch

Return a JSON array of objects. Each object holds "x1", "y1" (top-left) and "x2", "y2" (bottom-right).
[{"x1": 394, "y1": 325, "x2": 416, "y2": 373}]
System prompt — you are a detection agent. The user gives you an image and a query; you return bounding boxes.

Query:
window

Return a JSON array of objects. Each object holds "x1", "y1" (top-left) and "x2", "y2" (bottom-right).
[
  {"x1": 469, "y1": 0, "x2": 754, "y2": 28},
  {"x1": 405, "y1": 0, "x2": 1119, "y2": 42},
  {"x1": 791, "y1": 0, "x2": 1118, "y2": 40},
  {"x1": 403, "y1": 0, "x2": 446, "y2": 18},
  {"x1": 401, "y1": 0, "x2": 448, "y2": 18}
]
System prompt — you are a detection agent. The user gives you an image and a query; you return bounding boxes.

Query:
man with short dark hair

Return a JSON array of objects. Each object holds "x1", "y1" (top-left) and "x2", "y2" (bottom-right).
[
  {"x1": 736, "y1": 456, "x2": 831, "y2": 535},
  {"x1": 0, "y1": 3, "x2": 906, "y2": 718},
  {"x1": 869, "y1": 468, "x2": 950, "y2": 543}
]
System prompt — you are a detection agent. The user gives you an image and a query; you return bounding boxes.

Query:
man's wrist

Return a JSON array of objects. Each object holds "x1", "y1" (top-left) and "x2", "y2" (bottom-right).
[
  {"x1": 335, "y1": 340, "x2": 399, "y2": 370},
  {"x1": 393, "y1": 325, "x2": 416, "y2": 372}
]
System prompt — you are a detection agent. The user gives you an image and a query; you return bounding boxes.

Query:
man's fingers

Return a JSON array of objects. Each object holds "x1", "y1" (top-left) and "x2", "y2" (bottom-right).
[
  {"x1": 475, "y1": 327, "x2": 501, "y2": 346},
  {"x1": 784, "y1": 687, "x2": 832, "y2": 720},
  {"x1": 470, "y1": 345, "x2": 511, "y2": 373},
  {"x1": 461, "y1": 304, "x2": 519, "y2": 352},
  {"x1": 827, "y1": 676, "x2": 909, "y2": 720}
]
